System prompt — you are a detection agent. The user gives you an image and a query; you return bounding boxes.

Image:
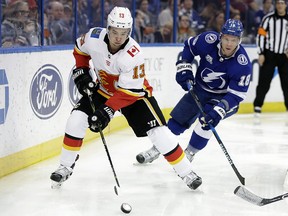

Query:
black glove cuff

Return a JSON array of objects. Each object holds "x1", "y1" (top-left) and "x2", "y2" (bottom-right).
[
  {"x1": 99, "y1": 104, "x2": 115, "y2": 120},
  {"x1": 72, "y1": 67, "x2": 90, "y2": 82}
]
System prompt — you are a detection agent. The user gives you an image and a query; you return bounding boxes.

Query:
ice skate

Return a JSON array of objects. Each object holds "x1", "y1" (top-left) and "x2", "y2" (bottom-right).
[
  {"x1": 50, "y1": 154, "x2": 79, "y2": 189},
  {"x1": 254, "y1": 106, "x2": 261, "y2": 118},
  {"x1": 50, "y1": 165, "x2": 73, "y2": 189},
  {"x1": 184, "y1": 148, "x2": 195, "y2": 162},
  {"x1": 182, "y1": 170, "x2": 202, "y2": 190},
  {"x1": 136, "y1": 146, "x2": 160, "y2": 164}
]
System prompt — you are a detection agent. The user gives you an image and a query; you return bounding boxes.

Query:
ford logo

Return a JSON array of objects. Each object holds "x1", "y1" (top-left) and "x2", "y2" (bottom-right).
[{"x1": 30, "y1": 64, "x2": 63, "y2": 119}]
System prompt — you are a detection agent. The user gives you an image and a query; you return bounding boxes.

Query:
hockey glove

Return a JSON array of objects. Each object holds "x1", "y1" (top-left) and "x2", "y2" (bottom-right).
[
  {"x1": 72, "y1": 67, "x2": 97, "y2": 96},
  {"x1": 88, "y1": 104, "x2": 115, "y2": 133},
  {"x1": 199, "y1": 102, "x2": 226, "y2": 130},
  {"x1": 176, "y1": 60, "x2": 194, "y2": 91}
]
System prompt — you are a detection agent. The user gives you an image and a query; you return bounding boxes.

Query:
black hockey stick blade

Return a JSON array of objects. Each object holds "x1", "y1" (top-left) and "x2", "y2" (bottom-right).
[{"x1": 234, "y1": 186, "x2": 288, "y2": 206}]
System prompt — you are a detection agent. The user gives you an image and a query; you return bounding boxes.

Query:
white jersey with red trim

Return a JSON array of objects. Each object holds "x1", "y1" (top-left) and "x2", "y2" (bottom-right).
[{"x1": 74, "y1": 27, "x2": 152, "y2": 110}]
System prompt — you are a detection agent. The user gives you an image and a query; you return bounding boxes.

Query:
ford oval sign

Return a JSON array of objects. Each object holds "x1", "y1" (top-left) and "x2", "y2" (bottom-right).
[{"x1": 30, "y1": 64, "x2": 63, "y2": 119}]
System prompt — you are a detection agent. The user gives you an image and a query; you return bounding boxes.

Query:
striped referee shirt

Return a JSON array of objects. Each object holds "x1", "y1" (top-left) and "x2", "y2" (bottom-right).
[{"x1": 257, "y1": 11, "x2": 288, "y2": 54}]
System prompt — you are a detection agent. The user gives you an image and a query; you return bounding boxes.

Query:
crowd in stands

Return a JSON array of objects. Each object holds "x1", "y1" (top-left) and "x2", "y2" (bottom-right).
[{"x1": 0, "y1": 0, "x2": 275, "y2": 47}]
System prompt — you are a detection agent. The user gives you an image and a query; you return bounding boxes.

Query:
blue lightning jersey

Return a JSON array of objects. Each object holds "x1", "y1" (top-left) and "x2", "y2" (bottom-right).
[{"x1": 182, "y1": 31, "x2": 252, "y2": 109}]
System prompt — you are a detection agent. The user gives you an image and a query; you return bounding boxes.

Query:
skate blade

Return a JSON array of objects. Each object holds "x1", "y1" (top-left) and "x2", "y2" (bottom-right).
[
  {"x1": 51, "y1": 181, "x2": 62, "y2": 189},
  {"x1": 132, "y1": 162, "x2": 151, "y2": 166}
]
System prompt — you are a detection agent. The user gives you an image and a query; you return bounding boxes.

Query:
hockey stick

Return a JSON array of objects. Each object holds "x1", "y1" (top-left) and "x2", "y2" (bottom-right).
[
  {"x1": 234, "y1": 185, "x2": 288, "y2": 206},
  {"x1": 187, "y1": 80, "x2": 245, "y2": 185},
  {"x1": 87, "y1": 90, "x2": 120, "y2": 195}
]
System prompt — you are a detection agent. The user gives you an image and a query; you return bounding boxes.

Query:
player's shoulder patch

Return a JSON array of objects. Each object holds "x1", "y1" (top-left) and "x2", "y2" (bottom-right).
[
  {"x1": 90, "y1": 27, "x2": 103, "y2": 38},
  {"x1": 237, "y1": 54, "x2": 249, "y2": 65},
  {"x1": 127, "y1": 45, "x2": 140, "y2": 57},
  {"x1": 204, "y1": 33, "x2": 218, "y2": 44}
]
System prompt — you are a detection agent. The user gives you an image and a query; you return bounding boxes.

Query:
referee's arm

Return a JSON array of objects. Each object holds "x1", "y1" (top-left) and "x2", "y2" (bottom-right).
[
  {"x1": 256, "y1": 16, "x2": 269, "y2": 55},
  {"x1": 256, "y1": 16, "x2": 269, "y2": 66}
]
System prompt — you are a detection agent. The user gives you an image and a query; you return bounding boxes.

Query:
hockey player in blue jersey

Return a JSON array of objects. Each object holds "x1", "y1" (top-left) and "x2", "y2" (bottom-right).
[{"x1": 136, "y1": 19, "x2": 252, "y2": 165}]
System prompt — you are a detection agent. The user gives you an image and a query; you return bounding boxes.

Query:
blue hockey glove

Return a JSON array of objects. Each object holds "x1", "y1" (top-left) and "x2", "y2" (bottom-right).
[
  {"x1": 72, "y1": 67, "x2": 98, "y2": 96},
  {"x1": 175, "y1": 60, "x2": 194, "y2": 91},
  {"x1": 88, "y1": 104, "x2": 115, "y2": 132},
  {"x1": 199, "y1": 102, "x2": 226, "y2": 130}
]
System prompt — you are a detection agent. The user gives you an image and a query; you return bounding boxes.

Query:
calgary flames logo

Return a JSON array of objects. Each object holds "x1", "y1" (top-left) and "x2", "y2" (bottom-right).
[{"x1": 98, "y1": 70, "x2": 119, "y2": 94}]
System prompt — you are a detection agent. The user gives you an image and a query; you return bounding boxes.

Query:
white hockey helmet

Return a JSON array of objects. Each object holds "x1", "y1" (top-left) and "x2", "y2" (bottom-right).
[{"x1": 107, "y1": 7, "x2": 133, "y2": 35}]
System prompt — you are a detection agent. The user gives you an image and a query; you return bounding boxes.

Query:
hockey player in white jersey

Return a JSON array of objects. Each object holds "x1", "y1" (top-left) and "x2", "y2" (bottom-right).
[{"x1": 50, "y1": 6, "x2": 202, "y2": 190}]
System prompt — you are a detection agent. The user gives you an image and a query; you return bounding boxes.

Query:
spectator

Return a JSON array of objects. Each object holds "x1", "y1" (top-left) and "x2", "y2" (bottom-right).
[
  {"x1": 138, "y1": 0, "x2": 156, "y2": 43},
  {"x1": 231, "y1": 0, "x2": 249, "y2": 23},
  {"x1": 139, "y1": 0, "x2": 158, "y2": 26},
  {"x1": 27, "y1": 0, "x2": 40, "y2": 45},
  {"x1": 198, "y1": 2, "x2": 219, "y2": 29},
  {"x1": 157, "y1": 0, "x2": 174, "y2": 28},
  {"x1": 254, "y1": 0, "x2": 273, "y2": 29},
  {"x1": 179, "y1": 0, "x2": 204, "y2": 33},
  {"x1": 134, "y1": 9, "x2": 146, "y2": 43},
  {"x1": 206, "y1": 10, "x2": 225, "y2": 33},
  {"x1": 24, "y1": 19, "x2": 40, "y2": 46},
  {"x1": 1, "y1": 0, "x2": 40, "y2": 47},
  {"x1": 231, "y1": 11, "x2": 242, "y2": 20},
  {"x1": 27, "y1": 0, "x2": 38, "y2": 22},
  {"x1": 88, "y1": 0, "x2": 101, "y2": 28},
  {"x1": 253, "y1": 0, "x2": 288, "y2": 115},
  {"x1": 103, "y1": 1, "x2": 113, "y2": 27},
  {"x1": 49, "y1": 1, "x2": 73, "y2": 44},
  {"x1": 194, "y1": 0, "x2": 221, "y2": 14},
  {"x1": 177, "y1": 14, "x2": 196, "y2": 43},
  {"x1": 245, "y1": 0, "x2": 260, "y2": 35},
  {"x1": 43, "y1": 12, "x2": 53, "y2": 45},
  {"x1": 220, "y1": 0, "x2": 241, "y2": 19},
  {"x1": 147, "y1": 0, "x2": 161, "y2": 15},
  {"x1": 76, "y1": 0, "x2": 89, "y2": 36},
  {"x1": 153, "y1": 21, "x2": 173, "y2": 43},
  {"x1": 228, "y1": 0, "x2": 259, "y2": 36}
]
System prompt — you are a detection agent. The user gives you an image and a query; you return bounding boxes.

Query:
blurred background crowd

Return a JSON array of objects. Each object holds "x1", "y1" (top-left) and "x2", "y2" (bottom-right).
[{"x1": 0, "y1": 0, "x2": 274, "y2": 47}]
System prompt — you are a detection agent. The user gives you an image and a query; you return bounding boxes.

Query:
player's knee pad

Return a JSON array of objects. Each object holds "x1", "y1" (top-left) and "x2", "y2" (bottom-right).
[
  {"x1": 193, "y1": 122, "x2": 213, "y2": 139},
  {"x1": 167, "y1": 118, "x2": 186, "y2": 135},
  {"x1": 65, "y1": 110, "x2": 89, "y2": 138},
  {"x1": 147, "y1": 126, "x2": 178, "y2": 155},
  {"x1": 189, "y1": 122, "x2": 213, "y2": 150}
]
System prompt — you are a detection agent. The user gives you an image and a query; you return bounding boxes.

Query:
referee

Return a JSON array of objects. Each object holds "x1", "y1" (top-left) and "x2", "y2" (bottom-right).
[{"x1": 253, "y1": 0, "x2": 288, "y2": 114}]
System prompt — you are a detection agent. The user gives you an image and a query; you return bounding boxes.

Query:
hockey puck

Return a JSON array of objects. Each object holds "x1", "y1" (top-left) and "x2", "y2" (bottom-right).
[{"x1": 120, "y1": 203, "x2": 132, "y2": 214}]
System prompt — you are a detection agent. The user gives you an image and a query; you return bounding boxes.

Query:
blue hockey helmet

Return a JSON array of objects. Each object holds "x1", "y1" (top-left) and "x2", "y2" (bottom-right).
[{"x1": 221, "y1": 19, "x2": 243, "y2": 38}]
